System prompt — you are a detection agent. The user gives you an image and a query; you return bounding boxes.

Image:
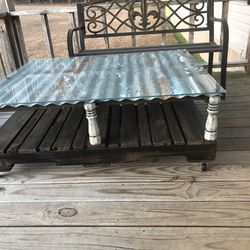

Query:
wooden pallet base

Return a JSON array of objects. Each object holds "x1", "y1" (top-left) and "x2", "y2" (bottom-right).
[{"x1": 0, "y1": 100, "x2": 216, "y2": 172}]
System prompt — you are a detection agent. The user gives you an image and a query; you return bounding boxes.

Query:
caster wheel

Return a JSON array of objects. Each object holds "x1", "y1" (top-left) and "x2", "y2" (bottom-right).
[{"x1": 201, "y1": 162, "x2": 208, "y2": 172}]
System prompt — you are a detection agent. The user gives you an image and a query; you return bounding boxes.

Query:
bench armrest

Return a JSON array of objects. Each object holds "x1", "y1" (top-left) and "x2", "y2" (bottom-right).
[
  {"x1": 209, "y1": 17, "x2": 229, "y2": 49},
  {"x1": 209, "y1": 17, "x2": 229, "y2": 90},
  {"x1": 67, "y1": 26, "x2": 84, "y2": 57}
]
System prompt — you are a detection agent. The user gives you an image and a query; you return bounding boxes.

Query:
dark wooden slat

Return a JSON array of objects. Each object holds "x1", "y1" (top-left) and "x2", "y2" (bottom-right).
[
  {"x1": 217, "y1": 138, "x2": 250, "y2": 151},
  {"x1": 218, "y1": 127, "x2": 250, "y2": 139},
  {"x1": 147, "y1": 103, "x2": 171, "y2": 146},
  {"x1": 108, "y1": 105, "x2": 120, "y2": 148},
  {"x1": 162, "y1": 103, "x2": 185, "y2": 145},
  {"x1": 96, "y1": 105, "x2": 110, "y2": 147},
  {"x1": 19, "y1": 108, "x2": 61, "y2": 153},
  {"x1": 72, "y1": 111, "x2": 88, "y2": 150},
  {"x1": 0, "y1": 110, "x2": 35, "y2": 153},
  {"x1": 173, "y1": 101, "x2": 204, "y2": 145},
  {"x1": 7, "y1": 109, "x2": 45, "y2": 153},
  {"x1": 39, "y1": 107, "x2": 71, "y2": 152},
  {"x1": 120, "y1": 105, "x2": 138, "y2": 147},
  {"x1": 53, "y1": 107, "x2": 84, "y2": 151},
  {"x1": 137, "y1": 104, "x2": 151, "y2": 146},
  {"x1": 219, "y1": 118, "x2": 250, "y2": 128}
]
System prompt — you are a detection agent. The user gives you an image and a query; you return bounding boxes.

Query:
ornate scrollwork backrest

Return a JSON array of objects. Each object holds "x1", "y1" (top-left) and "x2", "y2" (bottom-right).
[{"x1": 78, "y1": 0, "x2": 211, "y2": 37}]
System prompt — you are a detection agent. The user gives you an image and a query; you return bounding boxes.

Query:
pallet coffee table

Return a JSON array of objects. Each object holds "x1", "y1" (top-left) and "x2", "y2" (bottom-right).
[{"x1": 0, "y1": 50, "x2": 225, "y2": 172}]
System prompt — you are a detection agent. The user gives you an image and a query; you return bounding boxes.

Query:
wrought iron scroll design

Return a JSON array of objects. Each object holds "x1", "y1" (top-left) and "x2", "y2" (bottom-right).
[{"x1": 84, "y1": 0, "x2": 207, "y2": 35}]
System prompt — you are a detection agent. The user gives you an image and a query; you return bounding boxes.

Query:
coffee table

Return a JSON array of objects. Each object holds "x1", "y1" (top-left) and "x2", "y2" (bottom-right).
[{"x1": 0, "y1": 49, "x2": 225, "y2": 171}]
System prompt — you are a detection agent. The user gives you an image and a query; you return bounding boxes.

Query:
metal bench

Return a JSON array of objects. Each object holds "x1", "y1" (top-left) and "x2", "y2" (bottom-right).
[{"x1": 67, "y1": 0, "x2": 228, "y2": 89}]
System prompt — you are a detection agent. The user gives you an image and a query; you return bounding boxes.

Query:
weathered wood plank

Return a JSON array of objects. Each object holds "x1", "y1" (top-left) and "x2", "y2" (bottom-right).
[
  {"x1": 0, "y1": 109, "x2": 34, "y2": 153},
  {"x1": 218, "y1": 117, "x2": 250, "y2": 128},
  {"x1": 2, "y1": 162, "x2": 250, "y2": 185},
  {"x1": 173, "y1": 101, "x2": 203, "y2": 145},
  {"x1": 137, "y1": 104, "x2": 151, "y2": 146},
  {"x1": 40, "y1": 13, "x2": 54, "y2": 58},
  {"x1": 0, "y1": 21, "x2": 16, "y2": 74},
  {"x1": 147, "y1": 103, "x2": 171, "y2": 146},
  {"x1": 53, "y1": 107, "x2": 84, "y2": 151},
  {"x1": 0, "y1": 201, "x2": 250, "y2": 227},
  {"x1": 120, "y1": 105, "x2": 138, "y2": 147},
  {"x1": 0, "y1": 227, "x2": 249, "y2": 250},
  {"x1": 19, "y1": 108, "x2": 61, "y2": 153},
  {"x1": 108, "y1": 105, "x2": 120, "y2": 147},
  {"x1": 218, "y1": 127, "x2": 250, "y2": 138},
  {"x1": 215, "y1": 151, "x2": 250, "y2": 164},
  {"x1": 94, "y1": 105, "x2": 109, "y2": 147},
  {"x1": 68, "y1": 12, "x2": 80, "y2": 53},
  {"x1": 162, "y1": 103, "x2": 185, "y2": 145},
  {"x1": 71, "y1": 111, "x2": 88, "y2": 150},
  {"x1": 2, "y1": 180, "x2": 250, "y2": 202},
  {"x1": 218, "y1": 138, "x2": 250, "y2": 151},
  {"x1": 40, "y1": 107, "x2": 71, "y2": 151},
  {"x1": 7, "y1": 109, "x2": 45, "y2": 153}
]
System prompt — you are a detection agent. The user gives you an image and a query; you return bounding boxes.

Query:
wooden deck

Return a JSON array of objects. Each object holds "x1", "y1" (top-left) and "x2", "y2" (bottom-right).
[{"x1": 0, "y1": 71, "x2": 250, "y2": 249}]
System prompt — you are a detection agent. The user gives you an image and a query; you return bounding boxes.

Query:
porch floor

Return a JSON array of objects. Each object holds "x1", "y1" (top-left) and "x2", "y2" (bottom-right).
[{"x1": 0, "y1": 71, "x2": 250, "y2": 249}]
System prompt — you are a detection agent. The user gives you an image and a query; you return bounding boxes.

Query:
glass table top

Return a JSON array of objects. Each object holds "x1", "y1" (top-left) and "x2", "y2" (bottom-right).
[{"x1": 0, "y1": 49, "x2": 225, "y2": 109}]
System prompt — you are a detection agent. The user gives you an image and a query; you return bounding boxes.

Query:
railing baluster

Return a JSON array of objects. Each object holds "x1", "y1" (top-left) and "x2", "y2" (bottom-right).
[
  {"x1": 131, "y1": 8, "x2": 136, "y2": 47},
  {"x1": 0, "y1": 52, "x2": 7, "y2": 78},
  {"x1": 101, "y1": 10, "x2": 110, "y2": 49},
  {"x1": 40, "y1": 13, "x2": 54, "y2": 58},
  {"x1": 189, "y1": 3, "x2": 195, "y2": 43},
  {"x1": 69, "y1": 12, "x2": 80, "y2": 53},
  {"x1": 0, "y1": 23, "x2": 16, "y2": 74},
  {"x1": 161, "y1": 8, "x2": 167, "y2": 45}
]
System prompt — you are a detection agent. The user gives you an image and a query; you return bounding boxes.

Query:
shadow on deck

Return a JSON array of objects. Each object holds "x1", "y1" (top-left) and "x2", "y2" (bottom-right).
[{"x1": 0, "y1": 71, "x2": 250, "y2": 249}]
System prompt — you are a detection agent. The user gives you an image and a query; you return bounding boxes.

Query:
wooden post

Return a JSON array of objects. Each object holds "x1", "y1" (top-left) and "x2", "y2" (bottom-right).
[
  {"x1": 245, "y1": 28, "x2": 250, "y2": 74},
  {"x1": 0, "y1": 21, "x2": 16, "y2": 74},
  {"x1": 41, "y1": 13, "x2": 55, "y2": 58},
  {"x1": 0, "y1": 0, "x2": 28, "y2": 70}
]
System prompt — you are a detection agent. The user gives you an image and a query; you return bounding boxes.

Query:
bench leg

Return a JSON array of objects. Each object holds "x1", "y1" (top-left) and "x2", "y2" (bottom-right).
[
  {"x1": 204, "y1": 95, "x2": 220, "y2": 141},
  {"x1": 84, "y1": 103, "x2": 101, "y2": 146}
]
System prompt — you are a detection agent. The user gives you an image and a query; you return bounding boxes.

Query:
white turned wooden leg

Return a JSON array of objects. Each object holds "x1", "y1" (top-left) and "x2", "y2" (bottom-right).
[
  {"x1": 84, "y1": 103, "x2": 101, "y2": 145},
  {"x1": 204, "y1": 95, "x2": 220, "y2": 141}
]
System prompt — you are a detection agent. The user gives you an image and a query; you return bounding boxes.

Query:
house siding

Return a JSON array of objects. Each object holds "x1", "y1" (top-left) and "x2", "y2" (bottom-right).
[{"x1": 215, "y1": 0, "x2": 250, "y2": 60}]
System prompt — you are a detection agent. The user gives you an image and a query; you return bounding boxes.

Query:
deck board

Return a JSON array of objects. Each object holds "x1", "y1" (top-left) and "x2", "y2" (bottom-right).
[
  {"x1": 0, "y1": 72, "x2": 250, "y2": 249},
  {"x1": 1, "y1": 227, "x2": 250, "y2": 250}
]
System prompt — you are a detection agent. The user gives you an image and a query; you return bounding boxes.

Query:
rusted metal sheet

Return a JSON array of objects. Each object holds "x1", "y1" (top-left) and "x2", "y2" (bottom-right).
[{"x1": 0, "y1": 50, "x2": 225, "y2": 108}]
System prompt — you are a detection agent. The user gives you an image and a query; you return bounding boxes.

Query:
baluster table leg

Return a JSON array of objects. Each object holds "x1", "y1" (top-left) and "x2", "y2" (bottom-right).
[
  {"x1": 204, "y1": 95, "x2": 220, "y2": 141},
  {"x1": 84, "y1": 103, "x2": 101, "y2": 145}
]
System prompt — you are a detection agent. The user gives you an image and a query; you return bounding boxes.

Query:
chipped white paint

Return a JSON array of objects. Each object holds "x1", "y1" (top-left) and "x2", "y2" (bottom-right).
[
  {"x1": 204, "y1": 95, "x2": 220, "y2": 141},
  {"x1": 84, "y1": 103, "x2": 101, "y2": 145}
]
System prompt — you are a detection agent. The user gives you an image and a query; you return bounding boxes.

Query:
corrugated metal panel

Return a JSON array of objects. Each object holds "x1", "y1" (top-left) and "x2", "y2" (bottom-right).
[{"x1": 0, "y1": 50, "x2": 225, "y2": 109}]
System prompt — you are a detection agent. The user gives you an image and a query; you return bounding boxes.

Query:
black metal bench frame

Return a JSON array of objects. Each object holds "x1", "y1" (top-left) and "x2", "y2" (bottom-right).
[{"x1": 68, "y1": 0, "x2": 229, "y2": 89}]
